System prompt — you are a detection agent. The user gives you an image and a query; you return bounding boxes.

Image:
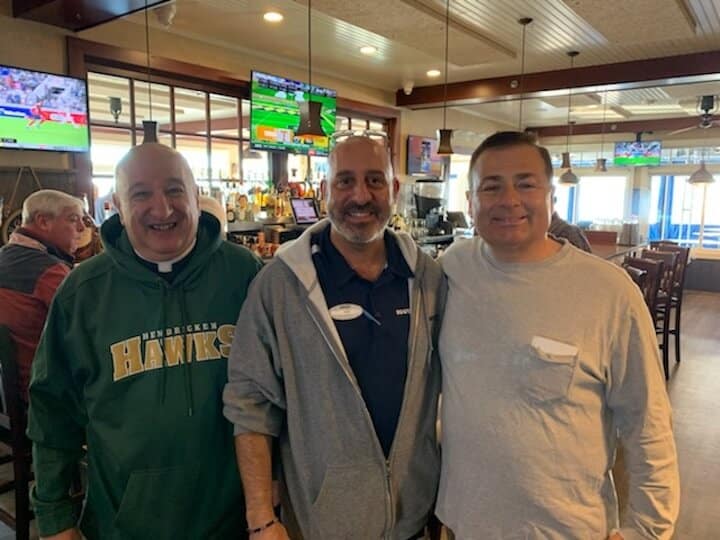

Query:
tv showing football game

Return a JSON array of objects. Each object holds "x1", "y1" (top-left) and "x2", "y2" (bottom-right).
[
  {"x1": 250, "y1": 71, "x2": 336, "y2": 156},
  {"x1": 613, "y1": 140, "x2": 662, "y2": 167},
  {"x1": 0, "y1": 65, "x2": 89, "y2": 153}
]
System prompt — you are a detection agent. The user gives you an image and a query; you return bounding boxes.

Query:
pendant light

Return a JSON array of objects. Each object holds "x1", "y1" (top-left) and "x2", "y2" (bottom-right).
[
  {"x1": 296, "y1": 0, "x2": 325, "y2": 137},
  {"x1": 517, "y1": 17, "x2": 533, "y2": 130},
  {"x1": 595, "y1": 90, "x2": 608, "y2": 172},
  {"x1": 559, "y1": 51, "x2": 579, "y2": 185},
  {"x1": 141, "y1": 0, "x2": 158, "y2": 143},
  {"x1": 436, "y1": 0, "x2": 453, "y2": 155},
  {"x1": 687, "y1": 161, "x2": 715, "y2": 184}
]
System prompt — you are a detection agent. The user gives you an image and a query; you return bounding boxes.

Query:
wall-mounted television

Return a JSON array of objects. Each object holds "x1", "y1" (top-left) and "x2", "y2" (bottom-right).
[
  {"x1": 613, "y1": 140, "x2": 662, "y2": 167},
  {"x1": 406, "y1": 135, "x2": 444, "y2": 176},
  {"x1": 250, "y1": 71, "x2": 336, "y2": 156},
  {"x1": 0, "y1": 65, "x2": 89, "y2": 152}
]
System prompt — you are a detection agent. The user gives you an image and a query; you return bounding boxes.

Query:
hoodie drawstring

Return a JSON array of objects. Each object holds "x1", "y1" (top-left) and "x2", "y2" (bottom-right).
[
  {"x1": 179, "y1": 289, "x2": 194, "y2": 417},
  {"x1": 160, "y1": 283, "x2": 169, "y2": 405}
]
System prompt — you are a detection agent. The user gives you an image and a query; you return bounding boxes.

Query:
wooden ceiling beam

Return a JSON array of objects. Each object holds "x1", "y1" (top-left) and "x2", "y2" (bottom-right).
[
  {"x1": 530, "y1": 115, "x2": 720, "y2": 137},
  {"x1": 396, "y1": 50, "x2": 720, "y2": 108}
]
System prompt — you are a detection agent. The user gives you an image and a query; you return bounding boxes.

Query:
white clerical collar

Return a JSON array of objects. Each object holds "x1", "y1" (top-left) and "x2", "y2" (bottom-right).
[{"x1": 134, "y1": 238, "x2": 197, "y2": 273}]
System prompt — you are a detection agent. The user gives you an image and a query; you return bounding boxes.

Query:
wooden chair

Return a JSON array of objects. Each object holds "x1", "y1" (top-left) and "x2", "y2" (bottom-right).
[
  {"x1": 622, "y1": 264, "x2": 648, "y2": 291},
  {"x1": 0, "y1": 325, "x2": 33, "y2": 540},
  {"x1": 622, "y1": 256, "x2": 664, "y2": 323},
  {"x1": 641, "y1": 249, "x2": 679, "y2": 378},
  {"x1": 649, "y1": 243, "x2": 690, "y2": 365}
]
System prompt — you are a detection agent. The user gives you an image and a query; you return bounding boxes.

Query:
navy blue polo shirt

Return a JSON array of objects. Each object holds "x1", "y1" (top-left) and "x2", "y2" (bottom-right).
[{"x1": 311, "y1": 226, "x2": 413, "y2": 457}]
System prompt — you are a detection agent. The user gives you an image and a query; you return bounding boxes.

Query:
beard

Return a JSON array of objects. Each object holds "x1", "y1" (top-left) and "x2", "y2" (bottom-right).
[{"x1": 327, "y1": 201, "x2": 391, "y2": 244}]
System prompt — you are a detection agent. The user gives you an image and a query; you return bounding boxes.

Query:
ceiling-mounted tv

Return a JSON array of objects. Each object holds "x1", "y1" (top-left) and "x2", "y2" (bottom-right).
[
  {"x1": 613, "y1": 140, "x2": 662, "y2": 167},
  {"x1": 0, "y1": 65, "x2": 90, "y2": 153},
  {"x1": 250, "y1": 71, "x2": 336, "y2": 156},
  {"x1": 407, "y1": 135, "x2": 444, "y2": 176}
]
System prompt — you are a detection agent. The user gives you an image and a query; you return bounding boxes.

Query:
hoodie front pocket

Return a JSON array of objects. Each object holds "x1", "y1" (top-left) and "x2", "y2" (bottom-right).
[
  {"x1": 311, "y1": 463, "x2": 386, "y2": 539},
  {"x1": 113, "y1": 466, "x2": 192, "y2": 539}
]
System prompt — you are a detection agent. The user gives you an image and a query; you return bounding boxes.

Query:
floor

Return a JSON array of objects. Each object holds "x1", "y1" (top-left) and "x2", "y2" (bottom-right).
[{"x1": 0, "y1": 291, "x2": 717, "y2": 540}]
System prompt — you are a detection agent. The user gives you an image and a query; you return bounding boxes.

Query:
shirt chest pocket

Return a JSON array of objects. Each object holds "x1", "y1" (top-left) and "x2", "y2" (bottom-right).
[{"x1": 521, "y1": 336, "x2": 579, "y2": 402}]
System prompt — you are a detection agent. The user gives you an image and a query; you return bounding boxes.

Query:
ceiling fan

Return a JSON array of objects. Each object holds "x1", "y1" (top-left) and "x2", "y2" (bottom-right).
[{"x1": 667, "y1": 95, "x2": 720, "y2": 137}]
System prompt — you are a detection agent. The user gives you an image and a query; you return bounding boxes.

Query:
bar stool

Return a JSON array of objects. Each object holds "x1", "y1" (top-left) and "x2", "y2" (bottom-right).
[
  {"x1": 622, "y1": 257, "x2": 664, "y2": 324},
  {"x1": 649, "y1": 242, "x2": 690, "y2": 365},
  {"x1": 641, "y1": 249, "x2": 679, "y2": 378}
]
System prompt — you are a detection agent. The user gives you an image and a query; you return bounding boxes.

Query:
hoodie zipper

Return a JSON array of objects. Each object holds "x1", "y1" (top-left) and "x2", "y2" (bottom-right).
[{"x1": 305, "y1": 273, "x2": 426, "y2": 540}]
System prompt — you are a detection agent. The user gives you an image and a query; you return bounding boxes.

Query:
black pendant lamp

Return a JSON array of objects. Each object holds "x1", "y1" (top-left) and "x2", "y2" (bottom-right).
[
  {"x1": 517, "y1": 17, "x2": 533, "y2": 130},
  {"x1": 436, "y1": 0, "x2": 453, "y2": 155},
  {"x1": 595, "y1": 90, "x2": 608, "y2": 172},
  {"x1": 559, "y1": 51, "x2": 579, "y2": 185},
  {"x1": 142, "y1": 1, "x2": 158, "y2": 143},
  {"x1": 296, "y1": 0, "x2": 325, "y2": 137}
]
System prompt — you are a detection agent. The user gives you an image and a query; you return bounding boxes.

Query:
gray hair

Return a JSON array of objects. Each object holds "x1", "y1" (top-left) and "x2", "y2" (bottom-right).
[
  {"x1": 328, "y1": 136, "x2": 395, "y2": 186},
  {"x1": 22, "y1": 189, "x2": 84, "y2": 225}
]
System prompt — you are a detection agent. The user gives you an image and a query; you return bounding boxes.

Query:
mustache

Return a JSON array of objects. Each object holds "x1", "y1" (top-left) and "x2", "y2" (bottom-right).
[{"x1": 342, "y1": 203, "x2": 380, "y2": 214}]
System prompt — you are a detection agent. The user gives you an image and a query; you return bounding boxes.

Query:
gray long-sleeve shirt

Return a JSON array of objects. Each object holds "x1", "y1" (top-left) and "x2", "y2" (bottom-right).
[{"x1": 437, "y1": 238, "x2": 679, "y2": 539}]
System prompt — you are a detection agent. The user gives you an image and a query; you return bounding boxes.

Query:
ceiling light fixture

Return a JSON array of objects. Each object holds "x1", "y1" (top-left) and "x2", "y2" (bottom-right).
[
  {"x1": 517, "y1": 17, "x2": 533, "y2": 130},
  {"x1": 295, "y1": 0, "x2": 325, "y2": 138},
  {"x1": 436, "y1": 0, "x2": 453, "y2": 156},
  {"x1": 426, "y1": 69, "x2": 441, "y2": 78},
  {"x1": 142, "y1": 0, "x2": 158, "y2": 143},
  {"x1": 559, "y1": 50, "x2": 579, "y2": 185},
  {"x1": 688, "y1": 160, "x2": 715, "y2": 184},
  {"x1": 595, "y1": 90, "x2": 608, "y2": 172},
  {"x1": 360, "y1": 45, "x2": 377, "y2": 55},
  {"x1": 263, "y1": 11, "x2": 284, "y2": 23}
]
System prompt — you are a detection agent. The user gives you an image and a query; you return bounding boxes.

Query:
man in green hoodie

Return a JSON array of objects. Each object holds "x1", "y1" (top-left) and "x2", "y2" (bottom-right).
[{"x1": 28, "y1": 143, "x2": 263, "y2": 540}]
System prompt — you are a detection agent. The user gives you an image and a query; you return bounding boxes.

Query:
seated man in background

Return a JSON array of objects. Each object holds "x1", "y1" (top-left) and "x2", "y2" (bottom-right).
[
  {"x1": 548, "y1": 197, "x2": 592, "y2": 252},
  {"x1": 0, "y1": 189, "x2": 84, "y2": 402},
  {"x1": 28, "y1": 143, "x2": 262, "y2": 540},
  {"x1": 438, "y1": 131, "x2": 679, "y2": 539}
]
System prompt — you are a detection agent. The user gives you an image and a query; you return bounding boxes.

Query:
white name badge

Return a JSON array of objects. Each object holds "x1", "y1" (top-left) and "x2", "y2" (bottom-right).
[{"x1": 329, "y1": 303, "x2": 364, "y2": 321}]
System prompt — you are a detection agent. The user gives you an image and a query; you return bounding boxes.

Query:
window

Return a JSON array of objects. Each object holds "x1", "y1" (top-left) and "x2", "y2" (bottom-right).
[
  {"x1": 650, "y1": 173, "x2": 720, "y2": 248},
  {"x1": 575, "y1": 176, "x2": 627, "y2": 223}
]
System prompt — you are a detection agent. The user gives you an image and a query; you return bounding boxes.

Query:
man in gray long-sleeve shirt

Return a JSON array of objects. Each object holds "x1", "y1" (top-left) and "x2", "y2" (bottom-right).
[{"x1": 437, "y1": 131, "x2": 679, "y2": 539}]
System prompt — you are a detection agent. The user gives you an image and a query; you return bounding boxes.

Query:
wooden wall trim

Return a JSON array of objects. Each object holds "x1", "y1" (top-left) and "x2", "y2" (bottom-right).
[
  {"x1": 531, "y1": 115, "x2": 720, "y2": 137},
  {"x1": 396, "y1": 49, "x2": 720, "y2": 108}
]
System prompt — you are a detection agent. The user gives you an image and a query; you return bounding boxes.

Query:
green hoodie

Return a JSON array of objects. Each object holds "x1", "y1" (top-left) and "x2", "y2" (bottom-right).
[{"x1": 28, "y1": 212, "x2": 262, "y2": 539}]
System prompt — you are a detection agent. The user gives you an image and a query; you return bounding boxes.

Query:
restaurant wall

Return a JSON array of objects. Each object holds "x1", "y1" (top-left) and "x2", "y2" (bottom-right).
[
  {"x1": 78, "y1": 19, "x2": 394, "y2": 107},
  {"x1": 398, "y1": 107, "x2": 508, "y2": 176}
]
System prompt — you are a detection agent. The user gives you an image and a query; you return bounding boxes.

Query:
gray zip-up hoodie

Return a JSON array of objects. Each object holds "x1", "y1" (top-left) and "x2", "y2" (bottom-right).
[{"x1": 223, "y1": 219, "x2": 445, "y2": 540}]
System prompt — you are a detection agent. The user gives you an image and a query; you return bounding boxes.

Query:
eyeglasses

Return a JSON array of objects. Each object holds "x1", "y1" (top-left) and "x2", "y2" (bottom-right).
[{"x1": 330, "y1": 129, "x2": 389, "y2": 146}]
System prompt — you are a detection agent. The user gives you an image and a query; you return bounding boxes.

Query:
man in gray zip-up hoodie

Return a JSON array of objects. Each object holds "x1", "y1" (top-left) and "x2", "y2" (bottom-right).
[{"x1": 223, "y1": 136, "x2": 445, "y2": 540}]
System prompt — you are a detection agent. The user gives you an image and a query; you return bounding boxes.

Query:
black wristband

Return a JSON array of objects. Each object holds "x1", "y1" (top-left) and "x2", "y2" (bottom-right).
[{"x1": 247, "y1": 517, "x2": 280, "y2": 535}]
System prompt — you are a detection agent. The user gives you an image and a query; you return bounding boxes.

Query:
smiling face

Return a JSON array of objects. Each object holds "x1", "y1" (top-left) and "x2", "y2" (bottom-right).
[
  {"x1": 326, "y1": 137, "x2": 397, "y2": 246},
  {"x1": 470, "y1": 143, "x2": 558, "y2": 263},
  {"x1": 113, "y1": 144, "x2": 199, "y2": 262}
]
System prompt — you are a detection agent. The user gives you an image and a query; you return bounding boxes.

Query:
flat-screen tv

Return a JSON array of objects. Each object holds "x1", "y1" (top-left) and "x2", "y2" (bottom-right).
[
  {"x1": 250, "y1": 71, "x2": 336, "y2": 156},
  {"x1": 613, "y1": 140, "x2": 662, "y2": 167},
  {"x1": 0, "y1": 65, "x2": 89, "y2": 152},
  {"x1": 407, "y1": 135, "x2": 444, "y2": 176}
]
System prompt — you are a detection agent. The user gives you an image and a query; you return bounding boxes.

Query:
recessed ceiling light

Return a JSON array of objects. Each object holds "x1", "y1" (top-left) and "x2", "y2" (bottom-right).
[
  {"x1": 360, "y1": 45, "x2": 377, "y2": 55},
  {"x1": 426, "y1": 69, "x2": 441, "y2": 78},
  {"x1": 263, "y1": 11, "x2": 284, "y2": 23}
]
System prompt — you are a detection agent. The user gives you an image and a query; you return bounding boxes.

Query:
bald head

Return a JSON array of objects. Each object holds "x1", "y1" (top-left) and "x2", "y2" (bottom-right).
[
  {"x1": 328, "y1": 136, "x2": 394, "y2": 184},
  {"x1": 112, "y1": 143, "x2": 200, "y2": 262},
  {"x1": 115, "y1": 143, "x2": 194, "y2": 195}
]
